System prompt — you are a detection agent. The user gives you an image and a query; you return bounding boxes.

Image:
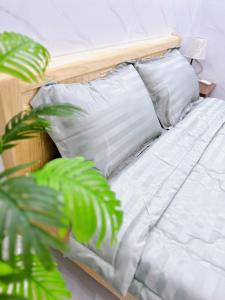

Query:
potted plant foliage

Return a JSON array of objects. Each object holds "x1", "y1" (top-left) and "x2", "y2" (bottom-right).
[{"x1": 0, "y1": 32, "x2": 123, "y2": 300}]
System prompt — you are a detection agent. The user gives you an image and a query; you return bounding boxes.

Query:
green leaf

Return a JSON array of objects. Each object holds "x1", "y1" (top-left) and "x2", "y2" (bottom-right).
[
  {"x1": 34, "y1": 157, "x2": 123, "y2": 248},
  {"x1": 0, "y1": 262, "x2": 13, "y2": 277},
  {"x1": 0, "y1": 296, "x2": 26, "y2": 300},
  {"x1": 0, "y1": 103, "x2": 80, "y2": 154},
  {"x1": 0, "y1": 32, "x2": 50, "y2": 83},
  {"x1": 0, "y1": 162, "x2": 36, "y2": 182},
  {"x1": 0, "y1": 256, "x2": 71, "y2": 300},
  {"x1": 0, "y1": 176, "x2": 67, "y2": 270},
  {"x1": 30, "y1": 103, "x2": 83, "y2": 117}
]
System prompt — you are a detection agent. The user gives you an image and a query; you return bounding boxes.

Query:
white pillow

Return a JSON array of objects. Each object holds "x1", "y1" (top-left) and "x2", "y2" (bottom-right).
[
  {"x1": 135, "y1": 50, "x2": 199, "y2": 128},
  {"x1": 32, "y1": 64, "x2": 162, "y2": 176}
]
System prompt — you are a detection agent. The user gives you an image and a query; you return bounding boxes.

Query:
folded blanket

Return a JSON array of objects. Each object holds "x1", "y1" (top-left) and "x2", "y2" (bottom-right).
[{"x1": 65, "y1": 98, "x2": 225, "y2": 297}]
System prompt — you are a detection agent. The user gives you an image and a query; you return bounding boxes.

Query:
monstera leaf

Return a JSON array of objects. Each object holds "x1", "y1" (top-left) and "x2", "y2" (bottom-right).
[
  {"x1": 0, "y1": 176, "x2": 67, "y2": 271},
  {"x1": 34, "y1": 157, "x2": 123, "y2": 248},
  {"x1": 0, "y1": 32, "x2": 50, "y2": 82},
  {"x1": 0, "y1": 256, "x2": 71, "y2": 300}
]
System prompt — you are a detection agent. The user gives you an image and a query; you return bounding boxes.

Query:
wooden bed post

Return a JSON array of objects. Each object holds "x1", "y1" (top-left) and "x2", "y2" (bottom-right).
[{"x1": 0, "y1": 77, "x2": 26, "y2": 169}]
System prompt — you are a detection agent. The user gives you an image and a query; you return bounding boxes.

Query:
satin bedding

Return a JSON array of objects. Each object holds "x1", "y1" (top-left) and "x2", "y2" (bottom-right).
[
  {"x1": 31, "y1": 64, "x2": 161, "y2": 177},
  {"x1": 65, "y1": 98, "x2": 225, "y2": 300},
  {"x1": 135, "y1": 50, "x2": 199, "y2": 128}
]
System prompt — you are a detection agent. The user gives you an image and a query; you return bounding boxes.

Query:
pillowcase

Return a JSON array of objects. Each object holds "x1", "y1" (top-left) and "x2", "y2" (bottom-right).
[
  {"x1": 32, "y1": 64, "x2": 162, "y2": 177},
  {"x1": 135, "y1": 49, "x2": 199, "y2": 128}
]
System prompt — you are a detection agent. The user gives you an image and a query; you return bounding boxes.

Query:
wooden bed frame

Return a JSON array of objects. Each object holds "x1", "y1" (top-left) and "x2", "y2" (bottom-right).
[{"x1": 0, "y1": 34, "x2": 181, "y2": 299}]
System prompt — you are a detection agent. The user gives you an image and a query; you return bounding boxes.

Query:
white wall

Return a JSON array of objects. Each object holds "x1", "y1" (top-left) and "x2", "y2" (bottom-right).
[
  {"x1": 1, "y1": 0, "x2": 224, "y2": 99},
  {"x1": 189, "y1": 0, "x2": 225, "y2": 98},
  {"x1": 0, "y1": 0, "x2": 201, "y2": 54}
]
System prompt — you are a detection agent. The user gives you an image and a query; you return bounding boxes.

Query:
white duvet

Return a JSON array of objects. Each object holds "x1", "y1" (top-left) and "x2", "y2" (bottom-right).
[{"x1": 65, "y1": 98, "x2": 225, "y2": 300}]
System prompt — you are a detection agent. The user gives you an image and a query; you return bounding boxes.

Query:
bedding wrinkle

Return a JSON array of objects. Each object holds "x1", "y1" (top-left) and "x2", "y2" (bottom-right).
[
  {"x1": 31, "y1": 83, "x2": 225, "y2": 298},
  {"x1": 32, "y1": 64, "x2": 162, "y2": 177},
  {"x1": 131, "y1": 100, "x2": 225, "y2": 300},
  {"x1": 65, "y1": 98, "x2": 225, "y2": 298},
  {"x1": 135, "y1": 50, "x2": 199, "y2": 128}
]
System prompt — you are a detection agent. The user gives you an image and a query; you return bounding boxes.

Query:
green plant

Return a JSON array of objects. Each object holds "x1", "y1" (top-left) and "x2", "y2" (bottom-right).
[
  {"x1": 0, "y1": 32, "x2": 50, "y2": 83},
  {"x1": 0, "y1": 32, "x2": 123, "y2": 299}
]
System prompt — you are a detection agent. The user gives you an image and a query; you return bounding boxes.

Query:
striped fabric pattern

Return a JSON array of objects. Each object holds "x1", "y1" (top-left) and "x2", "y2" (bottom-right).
[
  {"x1": 66, "y1": 98, "x2": 225, "y2": 296},
  {"x1": 31, "y1": 64, "x2": 162, "y2": 176},
  {"x1": 135, "y1": 50, "x2": 199, "y2": 128}
]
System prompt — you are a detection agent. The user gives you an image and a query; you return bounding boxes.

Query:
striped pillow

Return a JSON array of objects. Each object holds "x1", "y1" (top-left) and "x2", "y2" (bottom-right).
[
  {"x1": 31, "y1": 64, "x2": 162, "y2": 177},
  {"x1": 135, "y1": 50, "x2": 199, "y2": 128}
]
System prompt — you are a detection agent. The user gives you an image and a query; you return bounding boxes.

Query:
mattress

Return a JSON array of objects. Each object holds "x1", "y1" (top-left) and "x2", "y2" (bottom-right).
[{"x1": 65, "y1": 97, "x2": 225, "y2": 299}]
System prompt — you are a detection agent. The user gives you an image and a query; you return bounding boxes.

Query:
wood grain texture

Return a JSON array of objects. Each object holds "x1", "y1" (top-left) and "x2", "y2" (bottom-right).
[
  {"x1": 199, "y1": 81, "x2": 216, "y2": 98},
  {"x1": 0, "y1": 34, "x2": 181, "y2": 299}
]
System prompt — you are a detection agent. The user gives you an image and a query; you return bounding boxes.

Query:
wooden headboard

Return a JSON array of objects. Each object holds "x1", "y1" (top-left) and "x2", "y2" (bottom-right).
[{"x1": 0, "y1": 34, "x2": 181, "y2": 172}]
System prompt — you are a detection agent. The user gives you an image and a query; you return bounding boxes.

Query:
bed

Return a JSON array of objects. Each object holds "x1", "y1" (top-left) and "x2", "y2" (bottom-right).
[
  {"x1": 65, "y1": 97, "x2": 225, "y2": 300},
  {"x1": 1, "y1": 34, "x2": 225, "y2": 300}
]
